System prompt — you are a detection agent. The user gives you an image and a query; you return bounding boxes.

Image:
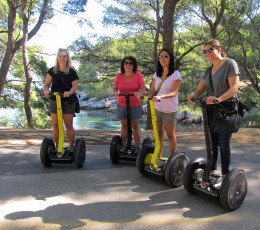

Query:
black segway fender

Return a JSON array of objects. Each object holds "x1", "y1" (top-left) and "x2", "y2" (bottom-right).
[
  {"x1": 219, "y1": 169, "x2": 247, "y2": 211},
  {"x1": 110, "y1": 135, "x2": 122, "y2": 164},
  {"x1": 136, "y1": 145, "x2": 154, "y2": 176},
  {"x1": 183, "y1": 157, "x2": 207, "y2": 194},
  {"x1": 74, "y1": 137, "x2": 86, "y2": 168},
  {"x1": 165, "y1": 152, "x2": 190, "y2": 188},
  {"x1": 142, "y1": 137, "x2": 153, "y2": 147},
  {"x1": 40, "y1": 137, "x2": 54, "y2": 167}
]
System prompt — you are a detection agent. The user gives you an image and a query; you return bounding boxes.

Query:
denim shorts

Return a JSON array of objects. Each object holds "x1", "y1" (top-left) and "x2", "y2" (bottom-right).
[
  {"x1": 155, "y1": 110, "x2": 177, "y2": 125},
  {"x1": 117, "y1": 105, "x2": 143, "y2": 120},
  {"x1": 49, "y1": 98, "x2": 75, "y2": 114}
]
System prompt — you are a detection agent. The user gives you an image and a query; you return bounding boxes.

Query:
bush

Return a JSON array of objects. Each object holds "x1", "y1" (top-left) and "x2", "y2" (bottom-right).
[{"x1": 241, "y1": 108, "x2": 260, "y2": 128}]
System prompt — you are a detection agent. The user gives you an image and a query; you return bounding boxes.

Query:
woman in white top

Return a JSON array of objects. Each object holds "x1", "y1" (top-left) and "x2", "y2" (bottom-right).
[{"x1": 147, "y1": 48, "x2": 182, "y2": 158}]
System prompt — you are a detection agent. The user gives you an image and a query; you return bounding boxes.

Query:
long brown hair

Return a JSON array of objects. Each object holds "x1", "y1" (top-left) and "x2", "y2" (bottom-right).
[{"x1": 204, "y1": 39, "x2": 227, "y2": 58}]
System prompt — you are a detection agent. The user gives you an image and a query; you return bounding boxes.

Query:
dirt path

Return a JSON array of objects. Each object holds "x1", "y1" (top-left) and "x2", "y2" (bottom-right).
[{"x1": 0, "y1": 127, "x2": 259, "y2": 146}]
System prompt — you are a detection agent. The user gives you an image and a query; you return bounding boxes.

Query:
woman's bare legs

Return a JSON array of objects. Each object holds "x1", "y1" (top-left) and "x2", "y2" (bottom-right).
[
  {"x1": 132, "y1": 119, "x2": 141, "y2": 148},
  {"x1": 157, "y1": 122, "x2": 164, "y2": 158},
  {"x1": 50, "y1": 113, "x2": 59, "y2": 147},
  {"x1": 63, "y1": 114, "x2": 75, "y2": 147},
  {"x1": 165, "y1": 124, "x2": 177, "y2": 155},
  {"x1": 120, "y1": 119, "x2": 127, "y2": 147}
]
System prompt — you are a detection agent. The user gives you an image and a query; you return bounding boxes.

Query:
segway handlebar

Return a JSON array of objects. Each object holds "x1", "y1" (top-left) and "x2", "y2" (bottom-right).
[
  {"x1": 191, "y1": 97, "x2": 219, "y2": 105},
  {"x1": 140, "y1": 96, "x2": 153, "y2": 100},
  {"x1": 47, "y1": 92, "x2": 74, "y2": 98},
  {"x1": 118, "y1": 93, "x2": 135, "y2": 97}
]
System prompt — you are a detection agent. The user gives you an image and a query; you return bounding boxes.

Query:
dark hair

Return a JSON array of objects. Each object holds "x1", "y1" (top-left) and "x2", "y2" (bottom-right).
[
  {"x1": 156, "y1": 48, "x2": 175, "y2": 78},
  {"x1": 120, "y1": 56, "x2": 138, "y2": 73},
  {"x1": 204, "y1": 39, "x2": 227, "y2": 58}
]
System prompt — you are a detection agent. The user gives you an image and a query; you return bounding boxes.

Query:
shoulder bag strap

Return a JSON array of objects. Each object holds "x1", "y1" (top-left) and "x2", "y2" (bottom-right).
[
  {"x1": 155, "y1": 76, "x2": 168, "y2": 96},
  {"x1": 208, "y1": 65, "x2": 214, "y2": 93},
  {"x1": 59, "y1": 72, "x2": 70, "y2": 90}
]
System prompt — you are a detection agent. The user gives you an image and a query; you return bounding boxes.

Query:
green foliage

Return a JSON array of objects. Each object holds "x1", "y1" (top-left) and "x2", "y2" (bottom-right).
[
  {"x1": 62, "y1": 0, "x2": 88, "y2": 15},
  {"x1": 179, "y1": 102, "x2": 202, "y2": 116},
  {"x1": 241, "y1": 108, "x2": 260, "y2": 128},
  {"x1": 1, "y1": 0, "x2": 260, "y2": 129}
]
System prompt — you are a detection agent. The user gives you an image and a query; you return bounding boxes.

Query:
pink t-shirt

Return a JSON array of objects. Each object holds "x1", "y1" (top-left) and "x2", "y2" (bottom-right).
[
  {"x1": 153, "y1": 70, "x2": 182, "y2": 113},
  {"x1": 114, "y1": 72, "x2": 145, "y2": 107}
]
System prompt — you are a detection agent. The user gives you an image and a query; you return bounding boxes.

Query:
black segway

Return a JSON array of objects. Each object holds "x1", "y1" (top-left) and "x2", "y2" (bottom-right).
[
  {"x1": 40, "y1": 92, "x2": 86, "y2": 168},
  {"x1": 136, "y1": 96, "x2": 189, "y2": 187},
  {"x1": 110, "y1": 93, "x2": 139, "y2": 164},
  {"x1": 183, "y1": 98, "x2": 247, "y2": 211}
]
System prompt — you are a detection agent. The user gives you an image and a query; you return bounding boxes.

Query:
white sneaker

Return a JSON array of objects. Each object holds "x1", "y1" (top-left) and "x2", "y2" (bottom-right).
[
  {"x1": 119, "y1": 146, "x2": 126, "y2": 153},
  {"x1": 213, "y1": 175, "x2": 226, "y2": 189}
]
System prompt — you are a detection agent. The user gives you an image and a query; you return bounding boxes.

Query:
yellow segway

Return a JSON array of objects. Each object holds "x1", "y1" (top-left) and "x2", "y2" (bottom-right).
[
  {"x1": 40, "y1": 92, "x2": 86, "y2": 168},
  {"x1": 136, "y1": 96, "x2": 189, "y2": 187}
]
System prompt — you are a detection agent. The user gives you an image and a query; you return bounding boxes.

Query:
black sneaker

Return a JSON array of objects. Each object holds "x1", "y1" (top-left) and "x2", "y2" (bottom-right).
[{"x1": 66, "y1": 146, "x2": 74, "y2": 152}]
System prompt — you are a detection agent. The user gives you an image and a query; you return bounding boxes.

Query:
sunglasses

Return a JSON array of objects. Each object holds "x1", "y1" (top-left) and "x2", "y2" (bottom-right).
[
  {"x1": 124, "y1": 61, "x2": 133, "y2": 65},
  {"x1": 59, "y1": 48, "x2": 68, "y2": 52},
  {"x1": 158, "y1": 55, "x2": 169, "y2": 59},
  {"x1": 202, "y1": 47, "x2": 217, "y2": 54}
]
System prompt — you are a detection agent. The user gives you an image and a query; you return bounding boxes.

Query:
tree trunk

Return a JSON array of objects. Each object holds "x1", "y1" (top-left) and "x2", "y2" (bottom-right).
[
  {"x1": 0, "y1": 0, "x2": 17, "y2": 95},
  {"x1": 22, "y1": 0, "x2": 34, "y2": 128},
  {"x1": 0, "y1": 0, "x2": 50, "y2": 95},
  {"x1": 162, "y1": 0, "x2": 180, "y2": 50}
]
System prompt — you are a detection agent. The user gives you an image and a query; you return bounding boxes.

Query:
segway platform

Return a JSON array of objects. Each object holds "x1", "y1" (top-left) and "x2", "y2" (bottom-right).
[
  {"x1": 40, "y1": 137, "x2": 86, "y2": 168},
  {"x1": 183, "y1": 98, "x2": 247, "y2": 211}
]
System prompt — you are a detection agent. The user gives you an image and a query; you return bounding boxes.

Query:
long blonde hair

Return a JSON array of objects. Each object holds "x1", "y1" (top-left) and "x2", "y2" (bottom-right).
[{"x1": 53, "y1": 48, "x2": 74, "y2": 74}]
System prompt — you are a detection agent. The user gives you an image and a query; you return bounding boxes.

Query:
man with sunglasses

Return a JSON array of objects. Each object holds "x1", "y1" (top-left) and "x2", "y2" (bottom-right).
[{"x1": 187, "y1": 39, "x2": 240, "y2": 180}]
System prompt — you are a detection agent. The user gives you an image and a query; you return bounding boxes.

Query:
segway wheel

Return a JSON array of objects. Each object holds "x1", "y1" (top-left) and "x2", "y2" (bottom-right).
[
  {"x1": 220, "y1": 169, "x2": 247, "y2": 211},
  {"x1": 142, "y1": 137, "x2": 153, "y2": 147},
  {"x1": 74, "y1": 137, "x2": 86, "y2": 169},
  {"x1": 165, "y1": 152, "x2": 189, "y2": 188},
  {"x1": 183, "y1": 158, "x2": 207, "y2": 194},
  {"x1": 110, "y1": 135, "x2": 122, "y2": 164},
  {"x1": 40, "y1": 137, "x2": 54, "y2": 167},
  {"x1": 136, "y1": 145, "x2": 154, "y2": 176}
]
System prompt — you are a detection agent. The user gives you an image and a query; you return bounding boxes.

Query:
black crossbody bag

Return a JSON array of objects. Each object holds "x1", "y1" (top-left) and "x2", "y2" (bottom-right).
[{"x1": 207, "y1": 66, "x2": 244, "y2": 133}]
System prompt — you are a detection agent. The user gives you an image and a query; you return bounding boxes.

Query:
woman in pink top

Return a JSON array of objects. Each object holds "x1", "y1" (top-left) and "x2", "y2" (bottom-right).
[
  {"x1": 113, "y1": 56, "x2": 146, "y2": 153},
  {"x1": 147, "y1": 48, "x2": 182, "y2": 158}
]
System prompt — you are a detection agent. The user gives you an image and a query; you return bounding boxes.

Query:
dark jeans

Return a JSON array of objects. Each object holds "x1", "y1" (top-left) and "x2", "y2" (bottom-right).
[{"x1": 210, "y1": 131, "x2": 232, "y2": 175}]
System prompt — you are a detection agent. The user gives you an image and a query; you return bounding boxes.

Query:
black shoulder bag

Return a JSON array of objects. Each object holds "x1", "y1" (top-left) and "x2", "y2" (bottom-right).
[
  {"x1": 207, "y1": 67, "x2": 244, "y2": 133},
  {"x1": 59, "y1": 73, "x2": 80, "y2": 113}
]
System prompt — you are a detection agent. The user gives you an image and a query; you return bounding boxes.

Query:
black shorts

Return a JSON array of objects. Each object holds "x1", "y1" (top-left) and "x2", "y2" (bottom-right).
[{"x1": 49, "y1": 98, "x2": 75, "y2": 114}]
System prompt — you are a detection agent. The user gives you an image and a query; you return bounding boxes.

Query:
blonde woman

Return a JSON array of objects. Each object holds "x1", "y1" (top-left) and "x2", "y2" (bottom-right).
[{"x1": 43, "y1": 48, "x2": 79, "y2": 156}]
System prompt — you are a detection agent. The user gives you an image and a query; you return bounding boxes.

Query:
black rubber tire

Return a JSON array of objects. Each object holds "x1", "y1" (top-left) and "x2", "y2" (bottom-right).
[
  {"x1": 40, "y1": 137, "x2": 54, "y2": 167},
  {"x1": 74, "y1": 137, "x2": 86, "y2": 169},
  {"x1": 110, "y1": 135, "x2": 122, "y2": 164},
  {"x1": 183, "y1": 158, "x2": 207, "y2": 194},
  {"x1": 165, "y1": 152, "x2": 189, "y2": 188},
  {"x1": 142, "y1": 137, "x2": 153, "y2": 147},
  {"x1": 220, "y1": 169, "x2": 248, "y2": 211},
  {"x1": 136, "y1": 145, "x2": 154, "y2": 176}
]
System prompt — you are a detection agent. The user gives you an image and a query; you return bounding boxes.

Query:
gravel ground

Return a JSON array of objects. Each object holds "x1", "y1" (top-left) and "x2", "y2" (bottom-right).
[{"x1": 0, "y1": 127, "x2": 259, "y2": 146}]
